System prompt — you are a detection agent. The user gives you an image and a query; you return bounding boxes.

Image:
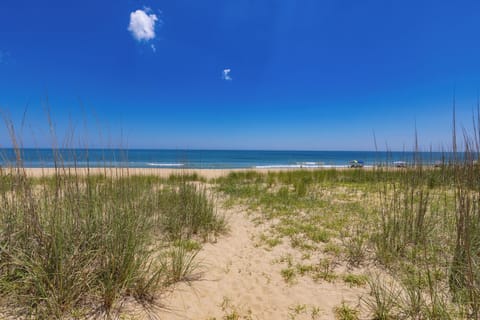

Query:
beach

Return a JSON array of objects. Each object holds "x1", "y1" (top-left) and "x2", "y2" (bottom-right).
[
  {"x1": 21, "y1": 167, "x2": 237, "y2": 179},
  {"x1": 20, "y1": 167, "x2": 357, "y2": 179},
  {"x1": 150, "y1": 204, "x2": 367, "y2": 320},
  {"x1": 3, "y1": 167, "x2": 370, "y2": 319},
  {"x1": 3, "y1": 1, "x2": 480, "y2": 317},
  {"x1": 1, "y1": 165, "x2": 476, "y2": 319}
]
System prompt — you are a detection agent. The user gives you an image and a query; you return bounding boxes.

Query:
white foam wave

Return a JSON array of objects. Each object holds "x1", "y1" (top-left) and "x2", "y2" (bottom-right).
[
  {"x1": 147, "y1": 163, "x2": 184, "y2": 167},
  {"x1": 299, "y1": 162, "x2": 320, "y2": 165}
]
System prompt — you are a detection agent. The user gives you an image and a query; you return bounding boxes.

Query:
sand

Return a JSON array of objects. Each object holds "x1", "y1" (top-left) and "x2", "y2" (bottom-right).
[
  {"x1": 144, "y1": 205, "x2": 366, "y2": 320},
  {"x1": 15, "y1": 168, "x2": 368, "y2": 319},
  {"x1": 115, "y1": 199, "x2": 367, "y2": 320},
  {"x1": 19, "y1": 167, "x2": 337, "y2": 179}
]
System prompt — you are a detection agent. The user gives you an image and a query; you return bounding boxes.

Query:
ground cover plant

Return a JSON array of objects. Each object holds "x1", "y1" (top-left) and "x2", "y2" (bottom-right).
[{"x1": 215, "y1": 150, "x2": 480, "y2": 319}]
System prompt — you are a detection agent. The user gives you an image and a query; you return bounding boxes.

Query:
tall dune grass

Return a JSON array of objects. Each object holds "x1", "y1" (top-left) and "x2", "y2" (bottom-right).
[
  {"x1": 2, "y1": 105, "x2": 480, "y2": 318},
  {"x1": 0, "y1": 152, "x2": 224, "y2": 318},
  {"x1": 368, "y1": 110, "x2": 480, "y2": 318},
  {"x1": 215, "y1": 137, "x2": 480, "y2": 318}
]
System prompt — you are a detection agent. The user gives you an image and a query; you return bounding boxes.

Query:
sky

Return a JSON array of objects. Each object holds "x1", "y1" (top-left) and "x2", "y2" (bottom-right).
[{"x1": 0, "y1": 0, "x2": 480, "y2": 150}]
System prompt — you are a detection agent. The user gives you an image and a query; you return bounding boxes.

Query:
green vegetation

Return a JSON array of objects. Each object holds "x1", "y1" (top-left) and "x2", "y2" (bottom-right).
[
  {"x1": 216, "y1": 150, "x2": 480, "y2": 318},
  {"x1": 2, "y1": 158, "x2": 479, "y2": 318},
  {"x1": 343, "y1": 274, "x2": 368, "y2": 287},
  {"x1": 2, "y1": 115, "x2": 480, "y2": 319},
  {"x1": 333, "y1": 302, "x2": 360, "y2": 320},
  {"x1": 217, "y1": 296, "x2": 254, "y2": 320},
  {"x1": 0, "y1": 166, "x2": 225, "y2": 319},
  {"x1": 158, "y1": 180, "x2": 225, "y2": 240},
  {"x1": 281, "y1": 267, "x2": 296, "y2": 283}
]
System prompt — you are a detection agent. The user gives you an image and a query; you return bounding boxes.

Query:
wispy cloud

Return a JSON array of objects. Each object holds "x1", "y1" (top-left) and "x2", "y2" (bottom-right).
[
  {"x1": 128, "y1": 8, "x2": 159, "y2": 42},
  {"x1": 222, "y1": 68, "x2": 232, "y2": 81}
]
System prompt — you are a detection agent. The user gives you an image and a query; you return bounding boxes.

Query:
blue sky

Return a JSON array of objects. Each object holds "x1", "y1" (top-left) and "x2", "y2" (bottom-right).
[{"x1": 0, "y1": 0, "x2": 479, "y2": 150}]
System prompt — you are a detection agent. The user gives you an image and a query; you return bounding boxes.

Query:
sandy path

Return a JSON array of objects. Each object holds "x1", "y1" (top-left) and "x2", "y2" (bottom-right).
[{"x1": 151, "y1": 206, "x2": 365, "y2": 320}]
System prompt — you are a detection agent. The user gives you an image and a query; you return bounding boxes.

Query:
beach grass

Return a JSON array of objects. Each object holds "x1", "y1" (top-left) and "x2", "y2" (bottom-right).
[
  {"x1": 1, "y1": 112, "x2": 480, "y2": 319},
  {"x1": 215, "y1": 157, "x2": 480, "y2": 318},
  {"x1": 0, "y1": 164, "x2": 225, "y2": 318},
  {"x1": 1, "y1": 161, "x2": 479, "y2": 318}
]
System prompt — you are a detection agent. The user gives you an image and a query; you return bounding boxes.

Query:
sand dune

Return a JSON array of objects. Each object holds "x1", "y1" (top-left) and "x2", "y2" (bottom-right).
[
  {"x1": 10, "y1": 167, "x2": 368, "y2": 319},
  {"x1": 144, "y1": 206, "x2": 366, "y2": 320}
]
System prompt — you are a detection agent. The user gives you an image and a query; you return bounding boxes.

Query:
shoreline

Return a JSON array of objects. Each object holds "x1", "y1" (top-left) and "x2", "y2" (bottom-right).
[
  {"x1": 4, "y1": 165, "x2": 440, "y2": 179},
  {"x1": 11, "y1": 167, "x2": 354, "y2": 179}
]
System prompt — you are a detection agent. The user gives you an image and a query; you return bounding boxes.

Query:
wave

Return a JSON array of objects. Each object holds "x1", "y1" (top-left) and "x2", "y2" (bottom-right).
[{"x1": 147, "y1": 163, "x2": 184, "y2": 167}]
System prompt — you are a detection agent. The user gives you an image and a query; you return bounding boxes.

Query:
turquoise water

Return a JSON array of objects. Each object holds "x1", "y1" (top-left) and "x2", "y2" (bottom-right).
[{"x1": 0, "y1": 149, "x2": 451, "y2": 169}]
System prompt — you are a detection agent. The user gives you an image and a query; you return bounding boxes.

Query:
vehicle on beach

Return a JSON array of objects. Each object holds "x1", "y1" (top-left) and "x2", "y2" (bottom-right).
[
  {"x1": 393, "y1": 161, "x2": 407, "y2": 168},
  {"x1": 349, "y1": 160, "x2": 364, "y2": 168}
]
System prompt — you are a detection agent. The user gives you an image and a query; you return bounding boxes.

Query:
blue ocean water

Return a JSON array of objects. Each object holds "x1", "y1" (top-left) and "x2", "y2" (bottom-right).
[{"x1": 0, "y1": 149, "x2": 450, "y2": 169}]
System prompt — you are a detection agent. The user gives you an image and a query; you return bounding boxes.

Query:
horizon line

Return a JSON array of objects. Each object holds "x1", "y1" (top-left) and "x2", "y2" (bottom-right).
[{"x1": 0, "y1": 147, "x2": 458, "y2": 153}]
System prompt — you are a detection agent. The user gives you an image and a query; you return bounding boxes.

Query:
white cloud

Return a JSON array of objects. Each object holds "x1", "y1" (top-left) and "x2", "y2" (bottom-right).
[
  {"x1": 222, "y1": 68, "x2": 232, "y2": 81},
  {"x1": 128, "y1": 9, "x2": 158, "y2": 41}
]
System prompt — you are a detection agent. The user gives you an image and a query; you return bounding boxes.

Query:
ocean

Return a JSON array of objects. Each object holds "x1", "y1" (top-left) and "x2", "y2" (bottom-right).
[{"x1": 0, "y1": 149, "x2": 450, "y2": 169}]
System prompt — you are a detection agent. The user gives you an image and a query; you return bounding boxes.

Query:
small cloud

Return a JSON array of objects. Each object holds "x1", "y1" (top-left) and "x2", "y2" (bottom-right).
[
  {"x1": 151, "y1": 44, "x2": 156, "y2": 52},
  {"x1": 222, "y1": 68, "x2": 232, "y2": 81},
  {"x1": 128, "y1": 8, "x2": 159, "y2": 42}
]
